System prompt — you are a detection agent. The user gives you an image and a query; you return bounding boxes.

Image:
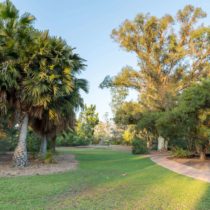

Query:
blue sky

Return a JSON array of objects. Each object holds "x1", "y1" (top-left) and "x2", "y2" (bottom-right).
[{"x1": 10, "y1": 0, "x2": 210, "y2": 119}]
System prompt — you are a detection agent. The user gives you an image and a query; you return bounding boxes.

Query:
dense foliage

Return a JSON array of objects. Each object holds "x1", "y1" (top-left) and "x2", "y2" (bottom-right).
[
  {"x1": 132, "y1": 138, "x2": 148, "y2": 154},
  {"x1": 171, "y1": 147, "x2": 192, "y2": 158},
  {"x1": 101, "y1": 5, "x2": 210, "y2": 159},
  {"x1": 0, "y1": 0, "x2": 88, "y2": 166},
  {"x1": 56, "y1": 104, "x2": 99, "y2": 146}
]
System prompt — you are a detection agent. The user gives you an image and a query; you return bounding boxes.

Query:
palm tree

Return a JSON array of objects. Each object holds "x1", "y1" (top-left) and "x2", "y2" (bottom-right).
[
  {"x1": 12, "y1": 33, "x2": 77, "y2": 166},
  {"x1": 0, "y1": 1, "x2": 88, "y2": 166},
  {"x1": 0, "y1": 0, "x2": 35, "y2": 166},
  {"x1": 31, "y1": 67, "x2": 88, "y2": 157}
]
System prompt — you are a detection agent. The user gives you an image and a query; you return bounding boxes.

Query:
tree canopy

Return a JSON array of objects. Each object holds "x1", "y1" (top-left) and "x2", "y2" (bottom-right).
[
  {"x1": 101, "y1": 5, "x2": 210, "y2": 158},
  {"x1": 102, "y1": 5, "x2": 210, "y2": 112},
  {"x1": 0, "y1": 0, "x2": 88, "y2": 166}
]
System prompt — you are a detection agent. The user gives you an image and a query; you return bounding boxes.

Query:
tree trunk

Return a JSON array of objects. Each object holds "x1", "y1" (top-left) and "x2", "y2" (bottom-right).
[
  {"x1": 51, "y1": 136, "x2": 56, "y2": 153},
  {"x1": 165, "y1": 140, "x2": 168, "y2": 150},
  {"x1": 13, "y1": 113, "x2": 29, "y2": 167},
  {"x1": 40, "y1": 135, "x2": 47, "y2": 158},
  {"x1": 158, "y1": 136, "x2": 164, "y2": 151},
  {"x1": 200, "y1": 151, "x2": 206, "y2": 161}
]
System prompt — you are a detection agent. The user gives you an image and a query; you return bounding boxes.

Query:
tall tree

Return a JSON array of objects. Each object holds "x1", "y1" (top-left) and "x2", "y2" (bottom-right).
[
  {"x1": 13, "y1": 32, "x2": 76, "y2": 166},
  {"x1": 103, "y1": 5, "x2": 210, "y2": 112},
  {"x1": 31, "y1": 76, "x2": 88, "y2": 157},
  {"x1": 76, "y1": 104, "x2": 99, "y2": 144},
  {"x1": 101, "y1": 5, "x2": 210, "y2": 147},
  {"x1": 0, "y1": 0, "x2": 35, "y2": 166},
  {"x1": 0, "y1": 1, "x2": 83, "y2": 166},
  {"x1": 167, "y1": 80, "x2": 210, "y2": 160}
]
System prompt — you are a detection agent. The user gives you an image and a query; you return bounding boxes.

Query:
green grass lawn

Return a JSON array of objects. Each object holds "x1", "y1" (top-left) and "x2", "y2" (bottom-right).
[{"x1": 1, "y1": 148, "x2": 210, "y2": 210}]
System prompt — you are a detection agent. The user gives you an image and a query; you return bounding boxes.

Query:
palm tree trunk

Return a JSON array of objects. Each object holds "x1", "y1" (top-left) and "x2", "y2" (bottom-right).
[
  {"x1": 40, "y1": 135, "x2": 47, "y2": 158},
  {"x1": 13, "y1": 113, "x2": 29, "y2": 167},
  {"x1": 51, "y1": 136, "x2": 56, "y2": 153}
]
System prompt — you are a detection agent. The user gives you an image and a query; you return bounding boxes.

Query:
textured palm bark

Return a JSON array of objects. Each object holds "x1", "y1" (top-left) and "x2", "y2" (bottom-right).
[
  {"x1": 13, "y1": 113, "x2": 29, "y2": 167},
  {"x1": 40, "y1": 135, "x2": 47, "y2": 158}
]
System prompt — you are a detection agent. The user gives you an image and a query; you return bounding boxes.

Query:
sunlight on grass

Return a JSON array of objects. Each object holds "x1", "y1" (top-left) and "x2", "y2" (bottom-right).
[
  {"x1": 49, "y1": 149, "x2": 210, "y2": 210},
  {"x1": 1, "y1": 148, "x2": 210, "y2": 210}
]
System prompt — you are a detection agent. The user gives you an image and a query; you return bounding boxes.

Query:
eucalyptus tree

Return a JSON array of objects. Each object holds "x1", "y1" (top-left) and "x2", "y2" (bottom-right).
[
  {"x1": 108, "y1": 5, "x2": 210, "y2": 112},
  {"x1": 101, "y1": 5, "x2": 210, "y2": 147}
]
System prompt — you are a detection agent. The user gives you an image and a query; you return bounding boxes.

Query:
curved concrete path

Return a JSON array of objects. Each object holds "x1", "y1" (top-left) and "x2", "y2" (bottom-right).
[{"x1": 151, "y1": 154, "x2": 210, "y2": 183}]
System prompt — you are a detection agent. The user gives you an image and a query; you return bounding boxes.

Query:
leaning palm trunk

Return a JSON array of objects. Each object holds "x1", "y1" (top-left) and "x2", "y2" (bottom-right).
[
  {"x1": 13, "y1": 113, "x2": 29, "y2": 167},
  {"x1": 40, "y1": 135, "x2": 47, "y2": 158}
]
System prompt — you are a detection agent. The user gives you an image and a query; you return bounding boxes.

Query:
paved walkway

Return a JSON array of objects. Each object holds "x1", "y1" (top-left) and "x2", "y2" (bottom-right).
[{"x1": 150, "y1": 154, "x2": 210, "y2": 183}]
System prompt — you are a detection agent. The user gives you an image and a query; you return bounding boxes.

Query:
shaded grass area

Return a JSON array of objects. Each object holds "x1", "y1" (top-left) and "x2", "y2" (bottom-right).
[{"x1": 0, "y1": 147, "x2": 210, "y2": 209}]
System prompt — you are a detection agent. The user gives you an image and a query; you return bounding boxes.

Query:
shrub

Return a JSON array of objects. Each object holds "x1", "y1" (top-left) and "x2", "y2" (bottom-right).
[
  {"x1": 73, "y1": 135, "x2": 91, "y2": 146},
  {"x1": 27, "y1": 130, "x2": 40, "y2": 154},
  {"x1": 104, "y1": 139, "x2": 110, "y2": 145},
  {"x1": 171, "y1": 146, "x2": 191, "y2": 158},
  {"x1": 0, "y1": 128, "x2": 18, "y2": 151},
  {"x1": 0, "y1": 128, "x2": 40, "y2": 154},
  {"x1": 132, "y1": 138, "x2": 149, "y2": 154},
  {"x1": 169, "y1": 138, "x2": 188, "y2": 150},
  {"x1": 111, "y1": 136, "x2": 124, "y2": 145},
  {"x1": 0, "y1": 139, "x2": 10, "y2": 153},
  {"x1": 43, "y1": 151, "x2": 56, "y2": 164},
  {"x1": 56, "y1": 130, "x2": 91, "y2": 147},
  {"x1": 123, "y1": 128, "x2": 135, "y2": 145},
  {"x1": 56, "y1": 132, "x2": 74, "y2": 146}
]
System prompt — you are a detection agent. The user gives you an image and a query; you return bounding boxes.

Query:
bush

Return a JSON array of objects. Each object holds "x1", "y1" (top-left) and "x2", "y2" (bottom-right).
[
  {"x1": 27, "y1": 130, "x2": 40, "y2": 154},
  {"x1": 0, "y1": 128, "x2": 18, "y2": 151},
  {"x1": 171, "y1": 146, "x2": 191, "y2": 158},
  {"x1": 73, "y1": 135, "x2": 91, "y2": 146},
  {"x1": 132, "y1": 138, "x2": 149, "y2": 154},
  {"x1": 0, "y1": 128, "x2": 40, "y2": 154},
  {"x1": 56, "y1": 132, "x2": 74, "y2": 146},
  {"x1": 169, "y1": 138, "x2": 188, "y2": 150},
  {"x1": 0, "y1": 139, "x2": 11, "y2": 153},
  {"x1": 56, "y1": 130, "x2": 91, "y2": 147},
  {"x1": 43, "y1": 151, "x2": 56, "y2": 164}
]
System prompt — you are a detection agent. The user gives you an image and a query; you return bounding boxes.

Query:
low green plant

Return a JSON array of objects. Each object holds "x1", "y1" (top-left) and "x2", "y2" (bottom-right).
[
  {"x1": 27, "y1": 130, "x2": 40, "y2": 155},
  {"x1": 43, "y1": 151, "x2": 56, "y2": 164},
  {"x1": 171, "y1": 147, "x2": 192, "y2": 158},
  {"x1": 0, "y1": 128, "x2": 40, "y2": 154},
  {"x1": 169, "y1": 138, "x2": 188, "y2": 150},
  {"x1": 56, "y1": 130, "x2": 91, "y2": 146},
  {"x1": 104, "y1": 139, "x2": 111, "y2": 145},
  {"x1": 0, "y1": 139, "x2": 10, "y2": 153},
  {"x1": 132, "y1": 138, "x2": 149, "y2": 154}
]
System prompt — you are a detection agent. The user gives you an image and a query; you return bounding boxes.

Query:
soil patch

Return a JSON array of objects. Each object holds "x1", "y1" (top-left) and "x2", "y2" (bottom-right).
[
  {"x1": 0, "y1": 152, "x2": 77, "y2": 177},
  {"x1": 173, "y1": 157, "x2": 210, "y2": 171}
]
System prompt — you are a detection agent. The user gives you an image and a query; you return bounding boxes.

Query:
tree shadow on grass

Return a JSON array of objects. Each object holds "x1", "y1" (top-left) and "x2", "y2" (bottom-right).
[{"x1": 195, "y1": 183, "x2": 210, "y2": 210}]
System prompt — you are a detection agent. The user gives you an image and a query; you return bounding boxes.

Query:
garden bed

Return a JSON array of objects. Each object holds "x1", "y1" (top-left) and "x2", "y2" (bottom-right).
[
  {"x1": 173, "y1": 157, "x2": 210, "y2": 171},
  {"x1": 0, "y1": 152, "x2": 77, "y2": 177}
]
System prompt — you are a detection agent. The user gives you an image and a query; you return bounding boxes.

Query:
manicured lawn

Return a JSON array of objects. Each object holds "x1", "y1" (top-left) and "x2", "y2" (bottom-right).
[{"x1": 1, "y1": 148, "x2": 210, "y2": 210}]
